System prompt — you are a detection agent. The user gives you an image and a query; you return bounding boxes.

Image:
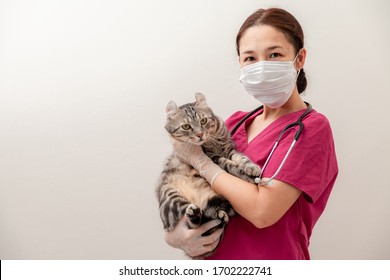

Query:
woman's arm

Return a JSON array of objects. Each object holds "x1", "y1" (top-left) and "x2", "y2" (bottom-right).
[{"x1": 211, "y1": 173, "x2": 302, "y2": 228}]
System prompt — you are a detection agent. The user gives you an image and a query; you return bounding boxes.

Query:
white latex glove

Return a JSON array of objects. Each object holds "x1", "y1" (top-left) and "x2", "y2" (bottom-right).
[
  {"x1": 164, "y1": 215, "x2": 224, "y2": 258},
  {"x1": 171, "y1": 138, "x2": 226, "y2": 185}
]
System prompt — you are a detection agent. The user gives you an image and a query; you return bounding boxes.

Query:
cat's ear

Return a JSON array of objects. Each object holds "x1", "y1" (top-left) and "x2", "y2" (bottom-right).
[
  {"x1": 166, "y1": 100, "x2": 178, "y2": 116},
  {"x1": 195, "y1": 92, "x2": 207, "y2": 107}
]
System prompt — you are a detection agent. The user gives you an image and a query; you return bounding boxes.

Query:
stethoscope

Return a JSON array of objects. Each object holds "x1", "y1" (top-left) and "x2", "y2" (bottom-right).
[{"x1": 230, "y1": 102, "x2": 312, "y2": 185}]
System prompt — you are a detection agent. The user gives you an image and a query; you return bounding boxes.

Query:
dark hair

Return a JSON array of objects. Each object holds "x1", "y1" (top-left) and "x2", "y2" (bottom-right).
[{"x1": 236, "y1": 8, "x2": 307, "y2": 93}]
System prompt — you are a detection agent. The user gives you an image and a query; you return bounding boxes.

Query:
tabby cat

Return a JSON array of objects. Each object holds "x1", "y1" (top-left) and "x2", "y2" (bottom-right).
[{"x1": 156, "y1": 92, "x2": 261, "y2": 259}]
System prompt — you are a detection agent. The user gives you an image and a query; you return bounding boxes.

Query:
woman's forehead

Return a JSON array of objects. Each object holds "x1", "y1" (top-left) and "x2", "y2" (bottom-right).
[{"x1": 239, "y1": 25, "x2": 294, "y2": 53}]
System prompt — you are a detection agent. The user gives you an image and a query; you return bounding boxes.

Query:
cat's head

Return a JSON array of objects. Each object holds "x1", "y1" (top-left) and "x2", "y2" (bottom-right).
[{"x1": 164, "y1": 92, "x2": 217, "y2": 145}]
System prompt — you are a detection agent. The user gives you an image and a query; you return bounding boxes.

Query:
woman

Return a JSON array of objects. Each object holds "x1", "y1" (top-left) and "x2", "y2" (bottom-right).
[{"x1": 164, "y1": 8, "x2": 338, "y2": 260}]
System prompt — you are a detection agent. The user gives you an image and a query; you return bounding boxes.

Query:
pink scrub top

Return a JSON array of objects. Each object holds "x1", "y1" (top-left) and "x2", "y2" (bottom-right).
[{"x1": 206, "y1": 107, "x2": 338, "y2": 260}]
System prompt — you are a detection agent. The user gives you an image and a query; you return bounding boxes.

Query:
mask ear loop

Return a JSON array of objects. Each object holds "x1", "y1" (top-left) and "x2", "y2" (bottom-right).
[
  {"x1": 293, "y1": 51, "x2": 300, "y2": 63},
  {"x1": 294, "y1": 49, "x2": 302, "y2": 78}
]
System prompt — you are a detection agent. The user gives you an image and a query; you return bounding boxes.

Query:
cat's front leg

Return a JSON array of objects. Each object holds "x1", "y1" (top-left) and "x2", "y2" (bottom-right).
[
  {"x1": 185, "y1": 204, "x2": 202, "y2": 229},
  {"x1": 218, "y1": 153, "x2": 261, "y2": 183},
  {"x1": 231, "y1": 153, "x2": 261, "y2": 178}
]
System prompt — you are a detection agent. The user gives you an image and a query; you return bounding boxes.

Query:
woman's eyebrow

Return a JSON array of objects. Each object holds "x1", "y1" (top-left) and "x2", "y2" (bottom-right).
[
  {"x1": 265, "y1": 45, "x2": 284, "y2": 51},
  {"x1": 240, "y1": 49, "x2": 256, "y2": 55},
  {"x1": 241, "y1": 45, "x2": 284, "y2": 55}
]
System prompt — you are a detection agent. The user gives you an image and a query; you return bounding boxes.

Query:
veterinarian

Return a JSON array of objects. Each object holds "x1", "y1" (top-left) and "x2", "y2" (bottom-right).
[{"x1": 164, "y1": 7, "x2": 338, "y2": 259}]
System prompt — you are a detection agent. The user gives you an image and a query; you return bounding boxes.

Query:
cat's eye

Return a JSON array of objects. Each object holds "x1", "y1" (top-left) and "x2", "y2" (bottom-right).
[
  {"x1": 200, "y1": 118, "x2": 208, "y2": 125},
  {"x1": 181, "y1": 124, "x2": 191, "y2": 130}
]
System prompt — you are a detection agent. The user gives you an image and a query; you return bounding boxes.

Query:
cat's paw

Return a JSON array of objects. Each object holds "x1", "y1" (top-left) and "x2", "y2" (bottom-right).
[
  {"x1": 185, "y1": 204, "x2": 201, "y2": 227},
  {"x1": 207, "y1": 208, "x2": 230, "y2": 224},
  {"x1": 185, "y1": 204, "x2": 200, "y2": 218},
  {"x1": 244, "y1": 163, "x2": 261, "y2": 178},
  {"x1": 217, "y1": 210, "x2": 229, "y2": 224},
  {"x1": 231, "y1": 154, "x2": 261, "y2": 177}
]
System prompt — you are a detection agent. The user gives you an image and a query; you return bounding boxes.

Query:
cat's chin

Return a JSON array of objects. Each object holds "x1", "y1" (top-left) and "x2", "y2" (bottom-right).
[{"x1": 190, "y1": 139, "x2": 206, "y2": 145}]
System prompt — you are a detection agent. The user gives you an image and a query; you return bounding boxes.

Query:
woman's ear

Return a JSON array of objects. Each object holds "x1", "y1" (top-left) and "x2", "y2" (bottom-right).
[{"x1": 296, "y1": 48, "x2": 307, "y2": 70}]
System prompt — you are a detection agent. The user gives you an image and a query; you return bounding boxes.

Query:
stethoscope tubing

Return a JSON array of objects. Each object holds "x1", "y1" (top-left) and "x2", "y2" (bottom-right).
[{"x1": 231, "y1": 102, "x2": 312, "y2": 185}]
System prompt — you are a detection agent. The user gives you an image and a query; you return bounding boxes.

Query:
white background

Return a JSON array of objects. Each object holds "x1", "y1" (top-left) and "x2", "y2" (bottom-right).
[{"x1": 0, "y1": 0, "x2": 389, "y2": 259}]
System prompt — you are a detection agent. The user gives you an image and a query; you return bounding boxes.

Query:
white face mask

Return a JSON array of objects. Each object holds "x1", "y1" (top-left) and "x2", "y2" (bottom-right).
[{"x1": 239, "y1": 55, "x2": 299, "y2": 108}]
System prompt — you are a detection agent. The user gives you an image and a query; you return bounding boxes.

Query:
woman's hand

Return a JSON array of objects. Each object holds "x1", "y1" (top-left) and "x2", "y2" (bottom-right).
[
  {"x1": 170, "y1": 137, "x2": 206, "y2": 167},
  {"x1": 164, "y1": 215, "x2": 224, "y2": 258},
  {"x1": 170, "y1": 138, "x2": 226, "y2": 185}
]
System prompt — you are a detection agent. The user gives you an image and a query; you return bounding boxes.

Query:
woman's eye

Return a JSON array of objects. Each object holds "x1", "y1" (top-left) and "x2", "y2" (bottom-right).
[
  {"x1": 244, "y1": 56, "x2": 256, "y2": 62},
  {"x1": 181, "y1": 124, "x2": 191, "y2": 130},
  {"x1": 269, "y1": 53, "x2": 281, "y2": 59},
  {"x1": 200, "y1": 118, "x2": 208, "y2": 125}
]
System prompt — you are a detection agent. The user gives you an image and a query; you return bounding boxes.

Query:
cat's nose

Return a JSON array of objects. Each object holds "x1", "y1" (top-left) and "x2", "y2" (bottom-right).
[{"x1": 196, "y1": 132, "x2": 204, "y2": 138}]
